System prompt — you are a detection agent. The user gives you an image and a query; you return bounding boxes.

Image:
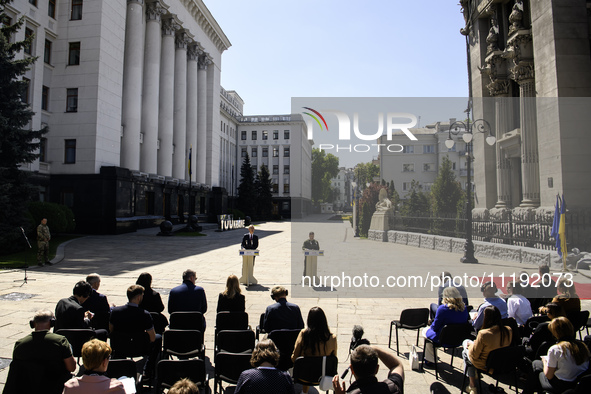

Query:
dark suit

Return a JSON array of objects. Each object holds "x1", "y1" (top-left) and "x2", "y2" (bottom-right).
[
  {"x1": 82, "y1": 289, "x2": 110, "y2": 330},
  {"x1": 263, "y1": 298, "x2": 304, "y2": 333},
  {"x1": 168, "y1": 280, "x2": 208, "y2": 315},
  {"x1": 55, "y1": 295, "x2": 108, "y2": 341},
  {"x1": 242, "y1": 233, "x2": 259, "y2": 264}
]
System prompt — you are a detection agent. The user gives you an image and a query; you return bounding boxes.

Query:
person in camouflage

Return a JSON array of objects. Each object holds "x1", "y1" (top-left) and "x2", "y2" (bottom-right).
[{"x1": 37, "y1": 218, "x2": 51, "y2": 266}]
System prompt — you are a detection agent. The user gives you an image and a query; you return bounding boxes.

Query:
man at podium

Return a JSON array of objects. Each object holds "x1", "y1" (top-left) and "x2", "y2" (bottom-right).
[
  {"x1": 302, "y1": 231, "x2": 320, "y2": 278},
  {"x1": 240, "y1": 225, "x2": 258, "y2": 286}
]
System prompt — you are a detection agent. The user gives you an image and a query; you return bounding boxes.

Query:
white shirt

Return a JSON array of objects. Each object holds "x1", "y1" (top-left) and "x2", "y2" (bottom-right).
[
  {"x1": 507, "y1": 294, "x2": 532, "y2": 326},
  {"x1": 547, "y1": 344, "x2": 590, "y2": 381}
]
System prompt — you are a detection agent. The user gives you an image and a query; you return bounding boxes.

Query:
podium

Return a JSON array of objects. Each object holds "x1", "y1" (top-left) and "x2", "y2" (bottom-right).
[
  {"x1": 239, "y1": 249, "x2": 259, "y2": 285},
  {"x1": 303, "y1": 250, "x2": 324, "y2": 278}
]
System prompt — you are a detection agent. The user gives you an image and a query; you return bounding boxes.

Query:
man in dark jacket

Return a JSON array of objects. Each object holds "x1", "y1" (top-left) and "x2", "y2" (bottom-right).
[
  {"x1": 55, "y1": 281, "x2": 108, "y2": 341},
  {"x1": 168, "y1": 269, "x2": 207, "y2": 329}
]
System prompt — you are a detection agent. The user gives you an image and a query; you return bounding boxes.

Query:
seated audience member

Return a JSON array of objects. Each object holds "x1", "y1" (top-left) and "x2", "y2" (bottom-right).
[
  {"x1": 525, "y1": 302, "x2": 565, "y2": 358},
  {"x1": 55, "y1": 280, "x2": 108, "y2": 341},
  {"x1": 462, "y1": 306, "x2": 512, "y2": 394},
  {"x1": 63, "y1": 339, "x2": 125, "y2": 393},
  {"x1": 551, "y1": 277, "x2": 581, "y2": 316},
  {"x1": 168, "y1": 378, "x2": 199, "y2": 394},
  {"x1": 291, "y1": 307, "x2": 337, "y2": 394},
  {"x1": 235, "y1": 339, "x2": 295, "y2": 394},
  {"x1": 506, "y1": 282, "x2": 533, "y2": 326},
  {"x1": 524, "y1": 317, "x2": 590, "y2": 394},
  {"x1": 332, "y1": 345, "x2": 404, "y2": 393},
  {"x1": 109, "y1": 285, "x2": 161, "y2": 377},
  {"x1": 263, "y1": 286, "x2": 304, "y2": 333},
  {"x1": 3, "y1": 310, "x2": 76, "y2": 394},
  {"x1": 168, "y1": 269, "x2": 207, "y2": 329},
  {"x1": 430, "y1": 272, "x2": 469, "y2": 318},
  {"x1": 217, "y1": 274, "x2": 246, "y2": 313},
  {"x1": 136, "y1": 272, "x2": 168, "y2": 334},
  {"x1": 423, "y1": 287, "x2": 470, "y2": 367},
  {"x1": 531, "y1": 264, "x2": 556, "y2": 312},
  {"x1": 82, "y1": 273, "x2": 112, "y2": 331},
  {"x1": 472, "y1": 281, "x2": 508, "y2": 331}
]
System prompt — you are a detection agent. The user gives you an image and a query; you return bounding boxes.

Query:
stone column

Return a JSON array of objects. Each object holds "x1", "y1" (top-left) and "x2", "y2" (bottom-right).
[
  {"x1": 185, "y1": 43, "x2": 199, "y2": 182},
  {"x1": 196, "y1": 54, "x2": 210, "y2": 184},
  {"x1": 121, "y1": 0, "x2": 144, "y2": 171},
  {"x1": 172, "y1": 29, "x2": 192, "y2": 180},
  {"x1": 157, "y1": 14, "x2": 180, "y2": 177},
  {"x1": 518, "y1": 75, "x2": 540, "y2": 207},
  {"x1": 140, "y1": 0, "x2": 167, "y2": 174}
]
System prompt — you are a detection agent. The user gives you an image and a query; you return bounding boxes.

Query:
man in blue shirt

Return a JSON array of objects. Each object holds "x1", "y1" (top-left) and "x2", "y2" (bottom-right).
[{"x1": 472, "y1": 281, "x2": 508, "y2": 330}]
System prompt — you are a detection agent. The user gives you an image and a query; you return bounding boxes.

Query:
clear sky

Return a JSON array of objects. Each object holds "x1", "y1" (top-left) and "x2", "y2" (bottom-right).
[{"x1": 205, "y1": 0, "x2": 470, "y2": 116}]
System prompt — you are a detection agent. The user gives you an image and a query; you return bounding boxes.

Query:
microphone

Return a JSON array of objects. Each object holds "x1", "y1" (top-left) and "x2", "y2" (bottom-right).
[
  {"x1": 20, "y1": 227, "x2": 25, "y2": 234},
  {"x1": 341, "y1": 366, "x2": 350, "y2": 379}
]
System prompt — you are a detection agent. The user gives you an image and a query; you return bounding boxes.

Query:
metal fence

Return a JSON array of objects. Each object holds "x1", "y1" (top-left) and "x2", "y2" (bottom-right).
[{"x1": 394, "y1": 211, "x2": 591, "y2": 252}]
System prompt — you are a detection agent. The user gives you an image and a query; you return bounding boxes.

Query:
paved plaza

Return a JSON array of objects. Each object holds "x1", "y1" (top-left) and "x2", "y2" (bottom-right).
[{"x1": 1, "y1": 215, "x2": 589, "y2": 393}]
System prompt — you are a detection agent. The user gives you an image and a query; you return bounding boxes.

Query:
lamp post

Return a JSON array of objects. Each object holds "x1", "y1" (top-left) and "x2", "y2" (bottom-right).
[
  {"x1": 446, "y1": 112, "x2": 496, "y2": 264},
  {"x1": 353, "y1": 166, "x2": 360, "y2": 237}
]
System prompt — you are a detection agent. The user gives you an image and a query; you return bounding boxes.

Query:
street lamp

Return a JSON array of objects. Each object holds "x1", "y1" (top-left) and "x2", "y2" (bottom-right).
[
  {"x1": 353, "y1": 167, "x2": 360, "y2": 237},
  {"x1": 446, "y1": 115, "x2": 496, "y2": 264}
]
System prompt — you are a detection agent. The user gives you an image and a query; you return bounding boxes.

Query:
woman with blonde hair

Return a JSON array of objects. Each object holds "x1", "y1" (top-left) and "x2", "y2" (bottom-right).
[
  {"x1": 422, "y1": 286, "x2": 469, "y2": 367},
  {"x1": 63, "y1": 339, "x2": 125, "y2": 393},
  {"x1": 217, "y1": 274, "x2": 245, "y2": 312}
]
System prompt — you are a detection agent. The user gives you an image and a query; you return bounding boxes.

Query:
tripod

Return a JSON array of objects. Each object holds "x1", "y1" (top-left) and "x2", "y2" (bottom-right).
[{"x1": 15, "y1": 227, "x2": 36, "y2": 286}]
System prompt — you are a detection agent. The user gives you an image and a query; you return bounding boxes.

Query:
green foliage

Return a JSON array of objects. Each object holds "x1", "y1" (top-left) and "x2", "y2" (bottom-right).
[
  {"x1": 255, "y1": 164, "x2": 273, "y2": 220},
  {"x1": 311, "y1": 148, "x2": 339, "y2": 203},
  {"x1": 401, "y1": 180, "x2": 430, "y2": 216},
  {"x1": 354, "y1": 162, "x2": 379, "y2": 190},
  {"x1": 237, "y1": 154, "x2": 257, "y2": 216},
  {"x1": 360, "y1": 202, "x2": 373, "y2": 237},
  {"x1": 431, "y1": 156, "x2": 464, "y2": 215},
  {"x1": 28, "y1": 202, "x2": 75, "y2": 233},
  {"x1": 388, "y1": 180, "x2": 400, "y2": 210},
  {"x1": 227, "y1": 208, "x2": 245, "y2": 219},
  {"x1": 357, "y1": 183, "x2": 389, "y2": 237},
  {"x1": 0, "y1": 4, "x2": 48, "y2": 254}
]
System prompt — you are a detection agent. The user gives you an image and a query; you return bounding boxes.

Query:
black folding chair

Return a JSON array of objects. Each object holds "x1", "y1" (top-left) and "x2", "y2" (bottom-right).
[
  {"x1": 213, "y1": 352, "x2": 252, "y2": 394},
  {"x1": 169, "y1": 311, "x2": 205, "y2": 331},
  {"x1": 568, "y1": 310, "x2": 590, "y2": 340},
  {"x1": 156, "y1": 359, "x2": 210, "y2": 394},
  {"x1": 215, "y1": 312, "x2": 249, "y2": 353},
  {"x1": 215, "y1": 329, "x2": 255, "y2": 355},
  {"x1": 255, "y1": 312, "x2": 266, "y2": 340},
  {"x1": 388, "y1": 308, "x2": 429, "y2": 355},
  {"x1": 55, "y1": 328, "x2": 96, "y2": 365},
  {"x1": 163, "y1": 329, "x2": 205, "y2": 360},
  {"x1": 292, "y1": 355, "x2": 338, "y2": 390},
  {"x1": 461, "y1": 346, "x2": 524, "y2": 394},
  {"x1": 268, "y1": 329, "x2": 302, "y2": 371},
  {"x1": 106, "y1": 359, "x2": 142, "y2": 393},
  {"x1": 501, "y1": 317, "x2": 521, "y2": 347},
  {"x1": 422, "y1": 323, "x2": 474, "y2": 379}
]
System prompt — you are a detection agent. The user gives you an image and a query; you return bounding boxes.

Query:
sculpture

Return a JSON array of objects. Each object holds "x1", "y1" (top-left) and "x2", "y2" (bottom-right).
[{"x1": 375, "y1": 188, "x2": 392, "y2": 212}]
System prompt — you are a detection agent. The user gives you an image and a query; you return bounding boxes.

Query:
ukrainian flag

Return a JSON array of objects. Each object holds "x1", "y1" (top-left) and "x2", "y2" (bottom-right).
[
  {"x1": 188, "y1": 145, "x2": 192, "y2": 178},
  {"x1": 550, "y1": 195, "x2": 561, "y2": 255},
  {"x1": 559, "y1": 194, "x2": 567, "y2": 266}
]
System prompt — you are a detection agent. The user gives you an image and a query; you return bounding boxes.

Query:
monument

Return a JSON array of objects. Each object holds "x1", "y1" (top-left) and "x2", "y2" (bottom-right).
[{"x1": 368, "y1": 189, "x2": 394, "y2": 242}]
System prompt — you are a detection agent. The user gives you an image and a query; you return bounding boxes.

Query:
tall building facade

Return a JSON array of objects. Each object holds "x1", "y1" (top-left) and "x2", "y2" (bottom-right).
[{"x1": 330, "y1": 167, "x2": 353, "y2": 212}]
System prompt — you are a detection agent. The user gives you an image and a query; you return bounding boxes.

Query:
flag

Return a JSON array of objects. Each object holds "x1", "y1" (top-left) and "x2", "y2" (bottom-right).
[
  {"x1": 550, "y1": 195, "x2": 561, "y2": 256},
  {"x1": 559, "y1": 194, "x2": 567, "y2": 263},
  {"x1": 188, "y1": 145, "x2": 192, "y2": 178}
]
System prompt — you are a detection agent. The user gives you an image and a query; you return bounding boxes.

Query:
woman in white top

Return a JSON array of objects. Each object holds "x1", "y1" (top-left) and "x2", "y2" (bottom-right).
[{"x1": 506, "y1": 282, "x2": 532, "y2": 326}]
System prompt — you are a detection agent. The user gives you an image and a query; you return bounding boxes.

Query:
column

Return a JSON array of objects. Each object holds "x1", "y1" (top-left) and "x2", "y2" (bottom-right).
[
  {"x1": 121, "y1": 0, "x2": 144, "y2": 171},
  {"x1": 518, "y1": 77, "x2": 540, "y2": 207},
  {"x1": 140, "y1": 0, "x2": 166, "y2": 174},
  {"x1": 157, "y1": 14, "x2": 180, "y2": 177},
  {"x1": 172, "y1": 29, "x2": 192, "y2": 179},
  {"x1": 278, "y1": 144, "x2": 283, "y2": 196},
  {"x1": 196, "y1": 54, "x2": 210, "y2": 184},
  {"x1": 494, "y1": 93, "x2": 513, "y2": 208},
  {"x1": 185, "y1": 43, "x2": 199, "y2": 182}
]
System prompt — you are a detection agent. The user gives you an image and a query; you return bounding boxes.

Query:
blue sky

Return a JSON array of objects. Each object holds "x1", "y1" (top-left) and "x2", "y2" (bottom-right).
[{"x1": 206, "y1": 0, "x2": 470, "y2": 116}]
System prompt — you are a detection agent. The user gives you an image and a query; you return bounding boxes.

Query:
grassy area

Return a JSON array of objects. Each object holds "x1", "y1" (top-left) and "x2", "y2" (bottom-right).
[{"x1": 0, "y1": 235, "x2": 81, "y2": 269}]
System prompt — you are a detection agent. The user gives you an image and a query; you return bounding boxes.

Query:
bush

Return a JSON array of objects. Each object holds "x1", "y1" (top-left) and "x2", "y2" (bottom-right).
[
  {"x1": 227, "y1": 208, "x2": 245, "y2": 220},
  {"x1": 28, "y1": 202, "x2": 75, "y2": 233}
]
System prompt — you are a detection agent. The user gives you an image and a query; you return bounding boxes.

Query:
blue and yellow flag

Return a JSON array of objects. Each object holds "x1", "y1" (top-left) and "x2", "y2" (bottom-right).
[
  {"x1": 551, "y1": 195, "x2": 561, "y2": 255},
  {"x1": 559, "y1": 194, "x2": 567, "y2": 264},
  {"x1": 188, "y1": 145, "x2": 192, "y2": 178}
]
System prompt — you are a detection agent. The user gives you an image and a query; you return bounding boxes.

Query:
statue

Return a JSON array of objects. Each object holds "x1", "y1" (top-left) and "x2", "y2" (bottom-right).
[
  {"x1": 369, "y1": 188, "x2": 394, "y2": 241},
  {"x1": 486, "y1": 16, "x2": 499, "y2": 54},
  {"x1": 508, "y1": 0, "x2": 524, "y2": 35},
  {"x1": 375, "y1": 188, "x2": 392, "y2": 212}
]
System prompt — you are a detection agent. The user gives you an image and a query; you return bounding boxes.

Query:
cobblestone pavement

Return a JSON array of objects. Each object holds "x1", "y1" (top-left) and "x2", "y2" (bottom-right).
[{"x1": 1, "y1": 215, "x2": 589, "y2": 393}]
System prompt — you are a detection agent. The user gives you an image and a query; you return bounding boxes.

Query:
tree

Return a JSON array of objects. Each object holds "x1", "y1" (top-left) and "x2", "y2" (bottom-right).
[
  {"x1": 255, "y1": 164, "x2": 273, "y2": 220},
  {"x1": 358, "y1": 183, "x2": 389, "y2": 237},
  {"x1": 431, "y1": 156, "x2": 464, "y2": 215},
  {"x1": 388, "y1": 180, "x2": 400, "y2": 210},
  {"x1": 354, "y1": 162, "x2": 379, "y2": 190},
  {"x1": 311, "y1": 148, "x2": 339, "y2": 204},
  {"x1": 237, "y1": 154, "x2": 256, "y2": 216},
  {"x1": 401, "y1": 180, "x2": 430, "y2": 216},
  {"x1": 0, "y1": 2, "x2": 47, "y2": 253}
]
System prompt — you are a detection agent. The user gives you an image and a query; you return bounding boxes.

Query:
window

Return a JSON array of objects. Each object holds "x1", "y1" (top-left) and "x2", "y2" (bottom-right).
[
  {"x1": 447, "y1": 143, "x2": 456, "y2": 152},
  {"x1": 273, "y1": 130, "x2": 278, "y2": 140},
  {"x1": 29, "y1": 0, "x2": 37, "y2": 6},
  {"x1": 42, "y1": 85, "x2": 49, "y2": 110},
  {"x1": 273, "y1": 147, "x2": 279, "y2": 157},
  {"x1": 262, "y1": 147, "x2": 268, "y2": 157},
  {"x1": 284, "y1": 184, "x2": 290, "y2": 193},
  {"x1": 66, "y1": 88, "x2": 78, "y2": 112},
  {"x1": 402, "y1": 182, "x2": 411, "y2": 191},
  {"x1": 402, "y1": 163, "x2": 414, "y2": 172},
  {"x1": 68, "y1": 42, "x2": 80, "y2": 65},
  {"x1": 22, "y1": 78, "x2": 30, "y2": 104},
  {"x1": 262, "y1": 130, "x2": 268, "y2": 140},
  {"x1": 251, "y1": 130, "x2": 257, "y2": 140},
  {"x1": 71, "y1": 0, "x2": 83, "y2": 20},
  {"x1": 284, "y1": 165, "x2": 290, "y2": 174},
  {"x1": 402, "y1": 145, "x2": 414, "y2": 153},
  {"x1": 452, "y1": 162, "x2": 456, "y2": 170},
  {"x1": 241, "y1": 130, "x2": 246, "y2": 140},
  {"x1": 423, "y1": 182, "x2": 433, "y2": 192},
  {"x1": 44, "y1": 39, "x2": 52, "y2": 64},
  {"x1": 39, "y1": 138, "x2": 47, "y2": 162},
  {"x1": 273, "y1": 165, "x2": 279, "y2": 175},
  {"x1": 252, "y1": 165, "x2": 257, "y2": 172},
  {"x1": 64, "y1": 139, "x2": 76, "y2": 163},
  {"x1": 24, "y1": 28, "x2": 33, "y2": 55},
  {"x1": 48, "y1": 0, "x2": 56, "y2": 18},
  {"x1": 284, "y1": 130, "x2": 290, "y2": 139},
  {"x1": 272, "y1": 183, "x2": 278, "y2": 193},
  {"x1": 284, "y1": 147, "x2": 290, "y2": 157},
  {"x1": 423, "y1": 163, "x2": 435, "y2": 172},
  {"x1": 251, "y1": 147, "x2": 257, "y2": 157},
  {"x1": 423, "y1": 145, "x2": 435, "y2": 154},
  {"x1": 241, "y1": 148, "x2": 247, "y2": 157}
]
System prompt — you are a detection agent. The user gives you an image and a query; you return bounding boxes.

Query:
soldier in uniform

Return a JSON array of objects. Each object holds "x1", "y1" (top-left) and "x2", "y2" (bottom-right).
[
  {"x1": 37, "y1": 218, "x2": 51, "y2": 266},
  {"x1": 302, "y1": 231, "x2": 320, "y2": 277}
]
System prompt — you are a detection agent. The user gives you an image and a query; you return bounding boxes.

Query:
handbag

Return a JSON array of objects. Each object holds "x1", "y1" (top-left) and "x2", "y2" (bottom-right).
[
  {"x1": 319, "y1": 356, "x2": 333, "y2": 391},
  {"x1": 409, "y1": 345, "x2": 420, "y2": 371}
]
